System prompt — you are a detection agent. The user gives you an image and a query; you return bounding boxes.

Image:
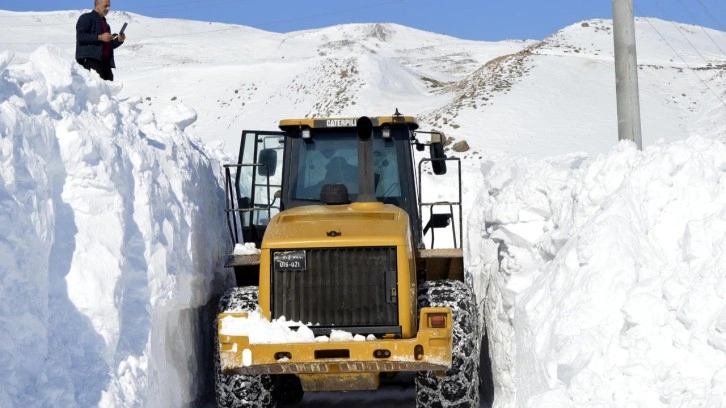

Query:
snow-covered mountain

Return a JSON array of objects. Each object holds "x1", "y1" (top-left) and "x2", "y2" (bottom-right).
[{"x1": 1, "y1": 9, "x2": 725, "y2": 408}]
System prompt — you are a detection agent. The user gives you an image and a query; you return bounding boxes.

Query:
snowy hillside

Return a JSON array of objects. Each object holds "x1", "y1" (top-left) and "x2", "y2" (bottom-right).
[
  {"x1": 3, "y1": 11, "x2": 723, "y2": 157},
  {"x1": 1, "y1": 8, "x2": 726, "y2": 408},
  {"x1": 0, "y1": 10, "x2": 532, "y2": 154}
]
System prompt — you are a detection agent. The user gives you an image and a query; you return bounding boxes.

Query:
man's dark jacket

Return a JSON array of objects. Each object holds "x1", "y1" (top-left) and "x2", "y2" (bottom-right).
[{"x1": 75, "y1": 10, "x2": 122, "y2": 67}]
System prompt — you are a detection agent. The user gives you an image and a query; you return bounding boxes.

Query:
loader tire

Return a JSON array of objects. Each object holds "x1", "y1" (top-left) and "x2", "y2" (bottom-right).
[
  {"x1": 214, "y1": 286, "x2": 277, "y2": 407},
  {"x1": 415, "y1": 280, "x2": 480, "y2": 408},
  {"x1": 277, "y1": 374, "x2": 305, "y2": 405}
]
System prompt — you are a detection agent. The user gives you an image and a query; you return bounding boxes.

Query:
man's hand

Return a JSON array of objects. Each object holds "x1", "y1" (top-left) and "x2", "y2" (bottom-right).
[
  {"x1": 117, "y1": 32, "x2": 126, "y2": 43},
  {"x1": 98, "y1": 32, "x2": 113, "y2": 42}
]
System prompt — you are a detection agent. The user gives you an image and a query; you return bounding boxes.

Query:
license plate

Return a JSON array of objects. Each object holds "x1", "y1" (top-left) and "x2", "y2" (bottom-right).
[{"x1": 273, "y1": 250, "x2": 306, "y2": 272}]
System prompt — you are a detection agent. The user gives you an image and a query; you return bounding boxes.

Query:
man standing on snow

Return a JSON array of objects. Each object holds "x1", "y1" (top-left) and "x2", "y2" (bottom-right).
[{"x1": 75, "y1": 0, "x2": 125, "y2": 81}]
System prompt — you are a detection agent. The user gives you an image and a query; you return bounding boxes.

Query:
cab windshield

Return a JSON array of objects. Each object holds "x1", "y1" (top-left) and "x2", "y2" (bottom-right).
[{"x1": 290, "y1": 130, "x2": 402, "y2": 204}]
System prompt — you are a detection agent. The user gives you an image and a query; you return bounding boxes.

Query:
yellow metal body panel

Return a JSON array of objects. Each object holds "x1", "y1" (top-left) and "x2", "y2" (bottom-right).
[
  {"x1": 298, "y1": 373, "x2": 379, "y2": 391},
  {"x1": 257, "y1": 202, "x2": 418, "y2": 338},
  {"x1": 278, "y1": 116, "x2": 419, "y2": 130},
  {"x1": 218, "y1": 307, "x2": 453, "y2": 390},
  {"x1": 262, "y1": 202, "x2": 407, "y2": 247}
]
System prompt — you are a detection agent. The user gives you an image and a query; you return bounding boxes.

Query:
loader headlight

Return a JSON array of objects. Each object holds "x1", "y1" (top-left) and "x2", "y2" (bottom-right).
[{"x1": 427, "y1": 313, "x2": 447, "y2": 328}]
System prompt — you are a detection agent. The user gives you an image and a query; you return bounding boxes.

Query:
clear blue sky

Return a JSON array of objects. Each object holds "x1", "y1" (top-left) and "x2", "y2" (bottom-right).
[{"x1": 1, "y1": 0, "x2": 724, "y2": 40}]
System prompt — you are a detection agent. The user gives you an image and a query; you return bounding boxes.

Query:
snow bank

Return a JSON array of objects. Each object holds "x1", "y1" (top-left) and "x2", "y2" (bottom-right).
[
  {"x1": 468, "y1": 138, "x2": 726, "y2": 407},
  {"x1": 0, "y1": 46, "x2": 230, "y2": 407},
  {"x1": 220, "y1": 312, "x2": 375, "y2": 345},
  {"x1": 220, "y1": 312, "x2": 316, "y2": 343}
]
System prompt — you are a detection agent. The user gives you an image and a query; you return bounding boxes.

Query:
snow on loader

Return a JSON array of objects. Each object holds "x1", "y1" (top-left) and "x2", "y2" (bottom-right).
[{"x1": 215, "y1": 112, "x2": 481, "y2": 407}]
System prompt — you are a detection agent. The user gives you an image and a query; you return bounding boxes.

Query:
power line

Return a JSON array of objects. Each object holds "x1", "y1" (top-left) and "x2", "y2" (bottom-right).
[
  {"x1": 635, "y1": 3, "x2": 725, "y2": 107},
  {"x1": 704, "y1": 0, "x2": 726, "y2": 22},
  {"x1": 125, "y1": 0, "x2": 250, "y2": 14},
  {"x1": 693, "y1": 0, "x2": 726, "y2": 32},
  {"x1": 649, "y1": 0, "x2": 726, "y2": 70},
  {"x1": 673, "y1": 0, "x2": 726, "y2": 56}
]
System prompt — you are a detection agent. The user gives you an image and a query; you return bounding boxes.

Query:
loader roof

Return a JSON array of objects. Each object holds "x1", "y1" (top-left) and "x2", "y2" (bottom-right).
[{"x1": 278, "y1": 115, "x2": 419, "y2": 131}]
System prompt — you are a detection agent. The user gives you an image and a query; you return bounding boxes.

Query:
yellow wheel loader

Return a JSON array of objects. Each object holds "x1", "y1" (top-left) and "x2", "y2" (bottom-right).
[{"x1": 215, "y1": 112, "x2": 481, "y2": 407}]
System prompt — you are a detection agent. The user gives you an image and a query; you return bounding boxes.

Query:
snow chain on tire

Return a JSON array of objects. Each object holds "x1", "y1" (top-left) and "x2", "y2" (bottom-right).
[
  {"x1": 214, "y1": 286, "x2": 277, "y2": 407},
  {"x1": 415, "y1": 280, "x2": 481, "y2": 408}
]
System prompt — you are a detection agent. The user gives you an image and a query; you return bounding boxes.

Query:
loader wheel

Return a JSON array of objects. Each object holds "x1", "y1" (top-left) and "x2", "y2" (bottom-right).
[
  {"x1": 277, "y1": 374, "x2": 305, "y2": 405},
  {"x1": 214, "y1": 286, "x2": 277, "y2": 407},
  {"x1": 415, "y1": 280, "x2": 480, "y2": 408}
]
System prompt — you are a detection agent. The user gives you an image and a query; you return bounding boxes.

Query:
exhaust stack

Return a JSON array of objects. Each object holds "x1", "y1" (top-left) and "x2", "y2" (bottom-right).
[{"x1": 356, "y1": 116, "x2": 377, "y2": 202}]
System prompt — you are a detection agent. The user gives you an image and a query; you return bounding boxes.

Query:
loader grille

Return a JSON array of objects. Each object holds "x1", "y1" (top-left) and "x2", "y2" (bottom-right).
[{"x1": 271, "y1": 247, "x2": 399, "y2": 333}]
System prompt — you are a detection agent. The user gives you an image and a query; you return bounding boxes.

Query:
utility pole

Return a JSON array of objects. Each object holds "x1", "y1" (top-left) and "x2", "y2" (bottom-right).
[{"x1": 612, "y1": 0, "x2": 643, "y2": 149}]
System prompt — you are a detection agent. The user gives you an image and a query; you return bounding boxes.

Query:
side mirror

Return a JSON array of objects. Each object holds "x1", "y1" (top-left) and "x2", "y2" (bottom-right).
[
  {"x1": 423, "y1": 213, "x2": 452, "y2": 235},
  {"x1": 428, "y1": 132, "x2": 447, "y2": 175},
  {"x1": 258, "y1": 148, "x2": 277, "y2": 176},
  {"x1": 430, "y1": 142, "x2": 447, "y2": 175}
]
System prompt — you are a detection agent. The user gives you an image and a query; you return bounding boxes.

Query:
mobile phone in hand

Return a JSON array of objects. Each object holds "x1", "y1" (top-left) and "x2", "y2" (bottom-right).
[{"x1": 119, "y1": 22, "x2": 128, "y2": 35}]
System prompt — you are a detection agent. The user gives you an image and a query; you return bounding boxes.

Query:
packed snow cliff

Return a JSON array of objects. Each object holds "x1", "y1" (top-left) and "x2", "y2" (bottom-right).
[
  {"x1": 468, "y1": 138, "x2": 726, "y2": 407},
  {"x1": 0, "y1": 46, "x2": 229, "y2": 407}
]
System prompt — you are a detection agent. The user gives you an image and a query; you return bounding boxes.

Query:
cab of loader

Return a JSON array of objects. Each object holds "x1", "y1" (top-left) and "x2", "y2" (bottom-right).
[{"x1": 223, "y1": 112, "x2": 463, "y2": 285}]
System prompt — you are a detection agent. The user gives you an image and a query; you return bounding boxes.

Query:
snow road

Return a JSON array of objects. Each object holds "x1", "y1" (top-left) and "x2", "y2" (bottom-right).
[{"x1": 291, "y1": 373, "x2": 490, "y2": 407}]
